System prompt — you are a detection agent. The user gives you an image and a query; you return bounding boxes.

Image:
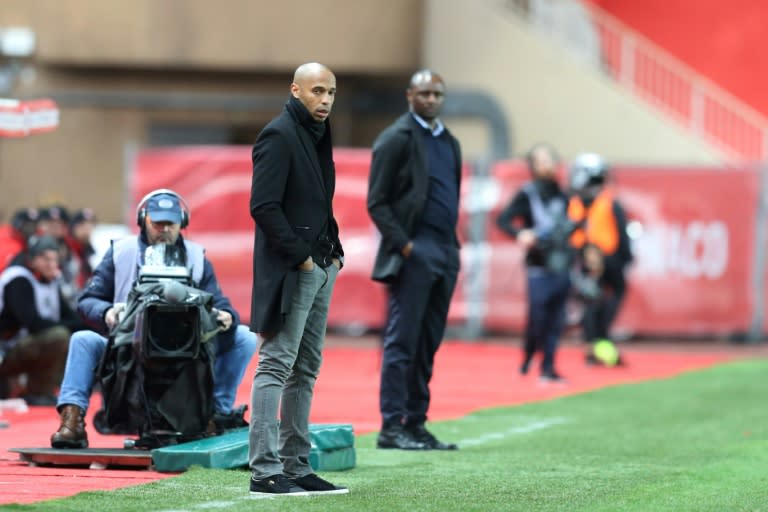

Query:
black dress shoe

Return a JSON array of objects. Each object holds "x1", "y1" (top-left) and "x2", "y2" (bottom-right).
[
  {"x1": 520, "y1": 354, "x2": 533, "y2": 375},
  {"x1": 376, "y1": 425, "x2": 428, "y2": 450},
  {"x1": 404, "y1": 423, "x2": 458, "y2": 450},
  {"x1": 213, "y1": 404, "x2": 249, "y2": 433},
  {"x1": 539, "y1": 369, "x2": 567, "y2": 384}
]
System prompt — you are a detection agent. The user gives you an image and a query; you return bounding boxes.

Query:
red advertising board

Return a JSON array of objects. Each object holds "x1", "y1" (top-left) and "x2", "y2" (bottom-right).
[
  {"x1": 132, "y1": 147, "x2": 761, "y2": 336},
  {"x1": 613, "y1": 166, "x2": 757, "y2": 335}
]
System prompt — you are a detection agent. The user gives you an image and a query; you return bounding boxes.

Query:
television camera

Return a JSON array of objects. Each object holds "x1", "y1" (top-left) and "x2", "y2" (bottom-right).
[{"x1": 96, "y1": 243, "x2": 221, "y2": 448}]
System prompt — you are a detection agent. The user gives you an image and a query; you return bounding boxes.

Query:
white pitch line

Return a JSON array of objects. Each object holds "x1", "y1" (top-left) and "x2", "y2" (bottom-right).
[
  {"x1": 456, "y1": 417, "x2": 569, "y2": 447},
  {"x1": 194, "y1": 501, "x2": 240, "y2": 509},
  {"x1": 156, "y1": 493, "x2": 312, "y2": 512},
  {"x1": 156, "y1": 501, "x2": 239, "y2": 512}
]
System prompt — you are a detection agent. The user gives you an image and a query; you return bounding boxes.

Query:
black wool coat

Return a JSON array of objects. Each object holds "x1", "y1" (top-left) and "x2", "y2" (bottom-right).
[
  {"x1": 367, "y1": 113, "x2": 462, "y2": 283},
  {"x1": 249, "y1": 106, "x2": 342, "y2": 333}
]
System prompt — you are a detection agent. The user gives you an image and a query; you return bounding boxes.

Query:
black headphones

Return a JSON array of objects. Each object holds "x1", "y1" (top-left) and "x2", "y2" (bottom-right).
[{"x1": 135, "y1": 188, "x2": 190, "y2": 229}]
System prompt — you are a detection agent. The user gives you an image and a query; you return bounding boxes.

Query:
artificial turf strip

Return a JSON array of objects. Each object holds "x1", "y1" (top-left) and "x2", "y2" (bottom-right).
[{"x1": 4, "y1": 359, "x2": 768, "y2": 512}]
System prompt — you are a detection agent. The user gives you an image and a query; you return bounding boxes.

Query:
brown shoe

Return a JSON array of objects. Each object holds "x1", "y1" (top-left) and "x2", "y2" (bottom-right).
[{"x1": 50, "y1": 404, "x2": 88, "y2": 449}]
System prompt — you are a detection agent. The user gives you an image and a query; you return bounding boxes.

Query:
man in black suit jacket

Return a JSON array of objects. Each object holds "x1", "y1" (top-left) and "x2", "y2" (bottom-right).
[
  {"x1": 248, "y1": 62, "x2": 347, "y2": 497},
  {"x1": 367, "y1": 70, "x2": 462, "y2": 451}
]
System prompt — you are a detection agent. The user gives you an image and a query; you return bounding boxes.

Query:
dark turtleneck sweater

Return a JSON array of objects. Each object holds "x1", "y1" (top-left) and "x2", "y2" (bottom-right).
[{"x1": 284, "y1": 96, "x2": 340, "y2": 266}]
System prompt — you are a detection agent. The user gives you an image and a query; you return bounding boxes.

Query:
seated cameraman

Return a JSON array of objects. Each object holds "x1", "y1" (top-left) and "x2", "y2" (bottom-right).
[
  {"x1": 568, "y1": 154, "x2": 633, "y2": 366},
  {"x1": 496, "y1": 143, "x2": 573, "y2": 383},
  {"x1": 51, "y1": 189, "x2": 258, "y2": 448}
]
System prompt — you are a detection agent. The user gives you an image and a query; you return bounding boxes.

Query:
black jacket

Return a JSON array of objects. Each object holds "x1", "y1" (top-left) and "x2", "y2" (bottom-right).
[
  {"x1": 249, "y1": 103, "x2": 343, "y2": 333},
  {"x1": 602, "y1": 200, "x2": 634, "y2": 268},
  {"x1": 367, "y1": 113, "x2": 462, "y2": 283}
]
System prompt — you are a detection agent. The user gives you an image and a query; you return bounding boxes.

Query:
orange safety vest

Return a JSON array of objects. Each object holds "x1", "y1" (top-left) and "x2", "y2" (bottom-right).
[{"x1": 568, "y1": 188, "x2": 619, "y2": 255}]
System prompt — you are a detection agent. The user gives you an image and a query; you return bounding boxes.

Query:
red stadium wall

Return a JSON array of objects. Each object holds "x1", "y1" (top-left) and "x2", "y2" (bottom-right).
[
  {"x1": 584, "y1": 0, "x2": 768, "y2": 117},
  {"x1": 133, "y1": 147, "x2": 760, "y2": 337}
]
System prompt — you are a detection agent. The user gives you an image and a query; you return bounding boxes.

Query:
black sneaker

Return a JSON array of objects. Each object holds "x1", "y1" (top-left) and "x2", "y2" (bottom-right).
[
  {"x1": 291, "y1": 473, "x2": 349, "y2": 495},
  {"x1": 249, "y1": 474, "x2": 310, "y2": 496},
  {"x1": 376, "y1": 424, "x2": 428, "y2": 450},
  {"x1": 404, "y1": 423, "x2": 458, "y2": 450}
]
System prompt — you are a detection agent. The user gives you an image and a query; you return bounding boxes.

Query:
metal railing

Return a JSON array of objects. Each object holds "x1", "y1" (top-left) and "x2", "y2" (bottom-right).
[{"x1": 503, "y1": 0, "x2": 768, "y2": 162}]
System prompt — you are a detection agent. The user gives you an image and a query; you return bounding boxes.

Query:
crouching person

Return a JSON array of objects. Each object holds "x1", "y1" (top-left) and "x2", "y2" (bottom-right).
[
  {"x1": 51, "y1": 189, "x2": 258, "y2": 448},
  {"x1": 0, "y1": 235, "x2": 87, "y2": 406}
]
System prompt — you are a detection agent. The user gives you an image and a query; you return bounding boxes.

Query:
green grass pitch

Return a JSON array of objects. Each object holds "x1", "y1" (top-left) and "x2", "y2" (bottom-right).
[{"x1": 4, "y1": 359, "x2": 768, "y2": 511}]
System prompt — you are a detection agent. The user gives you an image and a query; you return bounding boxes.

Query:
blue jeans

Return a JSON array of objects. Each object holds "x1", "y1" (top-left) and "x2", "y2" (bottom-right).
[
  {"x1": 248, "y1": 263, "x2": 338, "y2": 479},
  {"x1": 57, "y1": 324, "x2": 257, "y2": 414},
  {"x1": 524, "y1": 270, "x2": 571, "y2": 373}
]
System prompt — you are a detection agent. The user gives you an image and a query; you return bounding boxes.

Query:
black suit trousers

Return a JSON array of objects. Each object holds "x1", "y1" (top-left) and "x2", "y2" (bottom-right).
[{"x1": 379, "y1": 234, "x2": 459, "y2": 428}]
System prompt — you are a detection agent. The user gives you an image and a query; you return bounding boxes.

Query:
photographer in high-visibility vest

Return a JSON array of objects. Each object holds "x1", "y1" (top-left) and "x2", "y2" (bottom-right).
[{"x1": 568, "y1": 154, "x2": 633, "y2": 366}]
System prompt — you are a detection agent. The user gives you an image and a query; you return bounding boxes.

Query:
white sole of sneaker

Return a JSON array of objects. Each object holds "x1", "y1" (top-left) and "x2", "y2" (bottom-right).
[
  {"x1": 303, "y1": 488, "x2": 350, "y2": 496},
  {"x1": 249, "y1": 491, "x2": 312, "y2": 498}
]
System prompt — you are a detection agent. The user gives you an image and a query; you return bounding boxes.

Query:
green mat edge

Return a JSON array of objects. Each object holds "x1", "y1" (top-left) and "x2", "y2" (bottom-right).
[{"x1": 152, "y1": 423, "x2": 355, "y2": 472}]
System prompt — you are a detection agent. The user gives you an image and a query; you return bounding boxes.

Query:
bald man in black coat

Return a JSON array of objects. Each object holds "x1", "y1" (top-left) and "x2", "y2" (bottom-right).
[{"x1": 247, "y1": 63, "x2": 347, "y2": 497}]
